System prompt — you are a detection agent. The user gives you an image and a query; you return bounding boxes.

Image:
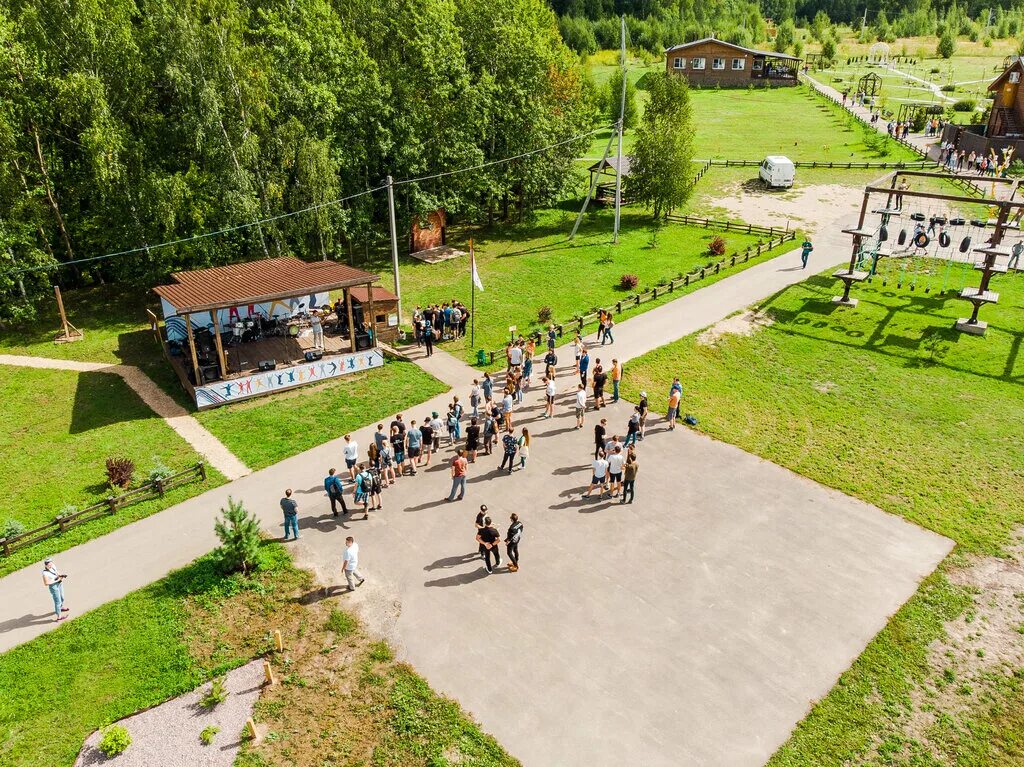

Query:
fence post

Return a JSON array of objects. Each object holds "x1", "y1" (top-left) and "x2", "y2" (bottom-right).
[
  {"x1": 652, "y1": 287, "x2": 658, "y2": 299},
  {"x1": 1, "y1": 537, "x2": 8, "y2": 557},
  {"x1": 155, "y1": 478, "x2": 164, "y2": 497},
  {"x1": 489, "y1": 351, "x2": 495, "y2": 364},
  {"x1": 700, "y1": 268, "x2": 705, "y2": 279},
  {"x1": 747, "y1": 223, "x2": 751, "y2": 234},
  {"x1": 714, "y1": 263, "x2": 720, "y2": 274},
  {"x1": 669, "y1": 280, "x2": 674, "y2": 292},
  {"x1": 634, "y1": 295, "x2": 640, "y2": 307},
  {"x1": 731, "y1": 254, "x2": 736, "y2": 266},
  {"x1": 197, "y1": 462, "x2": 207, "y2": 482},
  {"x1": 616, "y1": 301, "x2": 622, "y2": 314},
  {"x1": 685, "y1": 274, "x2": 690, "y2": 285},
  {"x1": 106, "y1": 497, "x2": 117, "y2": 514}
]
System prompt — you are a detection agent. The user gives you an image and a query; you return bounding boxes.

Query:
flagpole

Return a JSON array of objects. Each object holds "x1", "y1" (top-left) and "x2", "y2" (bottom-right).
[{"x1": 470, "y1": 239, "x2": 475, "y2": 348}]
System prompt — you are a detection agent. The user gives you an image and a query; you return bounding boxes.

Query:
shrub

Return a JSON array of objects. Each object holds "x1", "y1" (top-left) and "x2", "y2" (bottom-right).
[
  {"x1": 147, "y1": 457, "x2": 174, "y2": 484},
  {"x1": 201, "y1": 675, "x2": 228, "y2": 709},
  {"x1": 952, "y1": 100, "x2": 977, "y2": 112},
  {"x1": 940, "y1": 84, "x2": 955, "y2": 93},
  {"x1": 105, "y1": 457, "x2": 135, "y2": 489},
  {"x1": 200, "y1": 726, "x2": 220, "y2": 746},
  {"x1": 325, "y1": 608, "x2": 358, "y2": 637},
  {"x1": 536, "y1": 306, "x2": 553, "y2": 323},
  {"x1": 213, "y1": 497, "x2": 262, "y2": 575},
  {"x1": 1, "y1": 518, "x2": 25, "y2": 540},
  {"x1": 708, "y1": 236, "x2": 727, "y2": 256},
  {"x1": 619, "y1": 274, "x2": 639, "y2": 290},
  {"x1": 98, "y1": 725, "x2": 131, "y2": 757},
  {"x1": 930, "y1": 67, "x2": 941, "y2": 74}
]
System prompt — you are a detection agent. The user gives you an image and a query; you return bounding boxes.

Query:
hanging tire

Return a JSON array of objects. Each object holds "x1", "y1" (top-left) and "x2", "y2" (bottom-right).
[
  {"x1": 913, "y1": 232, "x2": 930, "y2": 248},
  {"x1": 939, "y1": 232, "x2": 951, "y2": 248},
  {"x1": 959, "y1": 236, "x2": 971, "y2": 253},
  {"x1": 897, "y1": 229, "x2": 907, "y2": 245},
  {"x1": 879, "y1": 224, "x2": 889, "y2": 241}
]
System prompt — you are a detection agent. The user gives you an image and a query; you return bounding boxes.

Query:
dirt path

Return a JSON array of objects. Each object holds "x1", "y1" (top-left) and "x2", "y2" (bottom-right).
[{"x1": 0, "y1": 354, "x2": 249, "y2": 481}]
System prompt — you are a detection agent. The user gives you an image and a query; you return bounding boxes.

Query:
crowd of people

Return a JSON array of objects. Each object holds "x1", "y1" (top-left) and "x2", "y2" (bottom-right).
[
  {"x1": 410, "y1": 301, "x2": 472, "y2": 356},
  {"x1": 273, "y1": 329, "x2": 687, "y2": 583}
]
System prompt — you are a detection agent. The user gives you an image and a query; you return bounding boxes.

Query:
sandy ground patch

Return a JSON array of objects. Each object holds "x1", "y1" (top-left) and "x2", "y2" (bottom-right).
[
  {"x1": 703, "y1": 182, "x2": 862, "y2": 231},
  {"x1": 74, "y1": 659, "x2": 265, "y2": 767},
  {"x1": 697, "y1": 310, "x2": 774, "y2": 346}
]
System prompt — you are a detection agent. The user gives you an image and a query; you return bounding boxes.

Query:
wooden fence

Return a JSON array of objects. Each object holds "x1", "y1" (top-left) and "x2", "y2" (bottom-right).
[
  {"x1": 706, "y1": 158, "x2": 933, "y2": 170},
  {"x1": 664, "y1": 213, "x2": 789, "y2": 237},
  {"x1": 0, "y1": 463, "x2": 207, "y2": 557},
  {"x1": 799, "y1": 73, "x2": 987, "y2": 198},
  {"x1": 476, "y1": 228, "x2": 796, "y2": 364}
]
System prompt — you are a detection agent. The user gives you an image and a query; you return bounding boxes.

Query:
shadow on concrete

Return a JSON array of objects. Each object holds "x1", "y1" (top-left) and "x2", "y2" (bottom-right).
[
  {"x1": 0, "y1": 612, "x2": 54, "y2": 635},
  {"x1": 425, "y1": 552, "x2": 481, "y2": 571},
  {"x1": 424, "y1": 567, "x2": 491, "y2": 588}
]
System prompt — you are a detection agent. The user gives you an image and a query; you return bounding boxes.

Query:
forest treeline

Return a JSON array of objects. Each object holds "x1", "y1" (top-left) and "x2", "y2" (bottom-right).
[
  {"x1": 0, "y1": 0, "x2": 596, "y2": 319},
  {"x1": 555, "y1": 0, "x2": 1024, "y2": 57}
]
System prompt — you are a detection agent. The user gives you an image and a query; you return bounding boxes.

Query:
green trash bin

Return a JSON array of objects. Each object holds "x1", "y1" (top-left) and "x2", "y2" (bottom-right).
[{"x1": 476, "y1": 349, "x2": 487, "y2": 366}]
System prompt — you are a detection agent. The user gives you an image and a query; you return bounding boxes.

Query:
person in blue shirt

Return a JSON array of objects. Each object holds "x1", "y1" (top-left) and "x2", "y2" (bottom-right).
[
  {"x1": 800, "y1": 239, "x2": 814, "y2": 269},
  {"x1": 324, "y1": 468, "x2": 347, "y2": 517},
  {"x1": 579, "y1": 348, "x2": 590, "y2": 387}
]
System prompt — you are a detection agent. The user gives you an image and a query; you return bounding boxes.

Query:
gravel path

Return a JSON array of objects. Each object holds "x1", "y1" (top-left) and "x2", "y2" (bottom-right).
[{"x1": 73, "y1": 659, "x2": 265, "y2": 767}]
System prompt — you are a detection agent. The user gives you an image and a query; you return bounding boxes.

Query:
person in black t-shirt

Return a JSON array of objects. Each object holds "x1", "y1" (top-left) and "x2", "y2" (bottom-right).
[
  {"x1": 475, "y1": 515, "x2": 501, "y2": 573},
  {"x1": 594, "y1": 418, "x2": 606, "y2": 460},
  {"x1": 505, "y1": 513, "x2": 524, "y2": 572}
]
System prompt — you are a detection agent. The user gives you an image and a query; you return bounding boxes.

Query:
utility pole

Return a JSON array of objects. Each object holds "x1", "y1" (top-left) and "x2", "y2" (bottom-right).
[
  {"x1": 861, "y1": 6, "x2": 868, "y2": 35},
  {"x1": 613, "y1": 14, "x2": 626, "y2": 245},
  {"x1": 385, "y1": 175, "x2": 402, "y2": 323}
]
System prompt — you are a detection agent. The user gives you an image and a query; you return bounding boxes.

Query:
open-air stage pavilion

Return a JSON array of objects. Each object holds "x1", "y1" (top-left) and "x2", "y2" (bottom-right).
[{"x1": 149, "y1": 256, "x2": 394, "y2": 409}]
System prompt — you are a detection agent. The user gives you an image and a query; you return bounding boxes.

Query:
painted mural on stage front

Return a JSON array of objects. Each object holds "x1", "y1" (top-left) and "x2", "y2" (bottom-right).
[{"x1": 194, "y1": 348, "x2": 384, "y2": 408}]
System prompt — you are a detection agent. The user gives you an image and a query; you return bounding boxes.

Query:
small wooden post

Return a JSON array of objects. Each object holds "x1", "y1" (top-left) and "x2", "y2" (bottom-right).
[
  {"x1": 53, "y1": 286, "x2": 83, "y2": 343},
  {"x1": 211, "y1": 312, "x2": 228, "y2": 379},
  {"x1": 263, "y1": 659, "x2": 276, "y2": 685},
  {"x1": 346, "y1": 288, "x2": 356, "y2": 353},
  {"x1": 245, "y1": 718, "x2": 258, "y2": 740},
  {"x1": 183, "y1": 313, "x2": 202, "y2": 385},
  {"x1": 197, "y1": 462, "x2": 207, "y2": 481},
  {"x1": 273, "y1": 630, "x2": 283, "y2": 652}
]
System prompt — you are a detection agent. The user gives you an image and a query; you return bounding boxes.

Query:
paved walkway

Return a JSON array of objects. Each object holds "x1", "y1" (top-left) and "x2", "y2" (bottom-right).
[
  {"x1": 0, "y1": 228, "x2": 954, "y2": 766},
  {"x1": 0, "y1": 354, "x2": 250, "y2": 480}
]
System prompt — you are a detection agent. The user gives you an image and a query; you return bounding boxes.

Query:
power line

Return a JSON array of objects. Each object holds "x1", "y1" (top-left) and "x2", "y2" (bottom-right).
[{"x1": 4, "y1": 125, "x2": 611, "y2": 278}]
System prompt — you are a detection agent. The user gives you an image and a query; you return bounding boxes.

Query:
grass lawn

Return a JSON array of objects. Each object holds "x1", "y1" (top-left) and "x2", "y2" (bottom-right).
[
  {"x1": 194, "y1": 358, "x2": 449, "y2": 470},
  {"x1": 0, "y1": 367, "x2": 227, "y2": 578},
  {"x1": 0, "y1": 544, "x2": 517, "y2": 767},
  {"x1": 620, "y1": 269, "x2": 1024, "y2": 765},
  {"x1": 364, "y1": 207, "x2": 797, "y2": 364}
]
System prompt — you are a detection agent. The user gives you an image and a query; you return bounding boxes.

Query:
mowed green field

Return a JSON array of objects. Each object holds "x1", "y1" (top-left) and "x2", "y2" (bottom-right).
[
  {"x1": 0, "y1": 367, "x2": 227, "y2": 577},
  {"x1": 369, "y1": 208, "x2": 797, "y2": 362},
  {"x1": 585, "y1": 53, "x2": 918, "y2": 162},
  {"x1": 621, "y1": 270, "x2": 1024, "y2": 766},
  {"x1": 194, "y1": 358, "x2": 449, "y2": 470}
]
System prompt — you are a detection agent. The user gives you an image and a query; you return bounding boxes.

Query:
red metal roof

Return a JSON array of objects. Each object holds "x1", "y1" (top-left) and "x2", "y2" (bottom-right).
[
  {"x1": 348, "y1": 285, "x2": 399, "y2": 303},
  {"x1": 154, "y1": 257, "x2": 379, "y2": 313}
]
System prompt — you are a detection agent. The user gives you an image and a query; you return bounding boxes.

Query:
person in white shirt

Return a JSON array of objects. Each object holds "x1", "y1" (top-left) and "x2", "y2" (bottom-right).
[
  {"x1": 343, "y1": 434, "x2": 359, "y2": 480},
  {"x1": 502, "y1": 390, "x2": 514, "y2": 432},
  {"x1": 42, "y1": 557, "x2": 68, "y2": 621},
  {"x1": 311, "y1": 311, "x2": 324, "y2": 349},
  {"x1": 574, "y1": 383, "x2": 587, "y2": 429},
  {"x1": 342, "y1": 537, "x2": 365, "y2": 591},
  {"x1": 508, "y1": 344, "x2": 523, "y2": 371},
  {"x1": 606, "y1": 446, "x2": 625, "y2": 497},
  {"x1": 582, "y1": 452, "x2": 610, "y2": 498},
  {"x1": 544, "y1": 376, "x2": 556, "y2": 418}
]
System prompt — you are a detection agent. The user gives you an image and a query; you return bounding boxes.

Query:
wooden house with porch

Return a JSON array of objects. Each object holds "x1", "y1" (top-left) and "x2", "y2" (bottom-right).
[
  {"x1": 664, "y1": 37, "x2": 801, "y2": 87},
  {"x1": 151, "y1": 256, "x2": 386, "y2": 409},
  {"x1": 940, "y1": 56, "x2": 1024, "y2": 160},
  {"x1": 586, "y1": 156, "x2": 631, "y2": 204}
]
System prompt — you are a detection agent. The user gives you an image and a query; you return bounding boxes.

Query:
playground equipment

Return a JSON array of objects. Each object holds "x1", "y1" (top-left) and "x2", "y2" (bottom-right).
[{"x1": 834, "y1": 170, "x2": 1022, "y2": 336}]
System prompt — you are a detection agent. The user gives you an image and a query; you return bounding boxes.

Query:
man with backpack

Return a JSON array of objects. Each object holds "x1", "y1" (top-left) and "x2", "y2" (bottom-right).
[{"x1": 324, "y1": 468, "x2": 348, "y2": 517}]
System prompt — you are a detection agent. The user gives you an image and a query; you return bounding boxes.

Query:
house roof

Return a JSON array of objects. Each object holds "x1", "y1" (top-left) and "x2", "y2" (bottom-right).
[
  {"x1": 348, "y1": 285, "x2": 399, "y2": 304},
  {"x1": 989, "y1": 57, "x2": 1024, "y2": 92},
  {"x1": 664, "y1": 37, "x2": 802, "y2": 62},
  {"x1": 154, "y1": 256, "x2": 379, "y2": 314},
  {"x1": 588, "y1": 155, "x2": 632, "y2": 175}
]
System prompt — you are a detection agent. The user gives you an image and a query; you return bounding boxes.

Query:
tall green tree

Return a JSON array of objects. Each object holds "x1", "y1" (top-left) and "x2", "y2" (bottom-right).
[
  {"x1": 626, "y1": 71, "x2": 694, "y2": 220},
  {"x1": 608, "y1": 68, "x2": 638, "y2": 131}
]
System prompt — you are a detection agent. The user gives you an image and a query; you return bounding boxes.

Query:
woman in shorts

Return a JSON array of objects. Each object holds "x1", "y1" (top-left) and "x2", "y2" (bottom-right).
[
  {"x1": 390, "y1": 425, "x2": 406, "y2": 477},
  {"x1": 378, "y1": 438, "x2": 396, "y2": 485},
  {"x1": 465, "y1": 417, "x2": 481, "y2": 462},
  {"x1": 572, "y1": 335, "x2": 583, "y2": 373}
]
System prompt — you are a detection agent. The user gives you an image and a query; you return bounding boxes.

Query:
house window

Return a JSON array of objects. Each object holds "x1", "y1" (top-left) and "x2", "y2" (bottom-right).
[
  {"x1": 691, "y1": 57, "x2": 706, "y2": 70},
  {"x1": 732, "y1": 58, "x2": 745, "y2": 70},
  {"x1": 1011, "y1": 72, "x2": 1021, "y2": 83},
  {"x1": 752, "y1": 59, "x2": 763, "y2": 71},
  {"x1": 673, "y1": 57, "x2": 685, "y2": 69},
  {"x1": 712, "y1": 57, "x2": 725, "y2": 70}
]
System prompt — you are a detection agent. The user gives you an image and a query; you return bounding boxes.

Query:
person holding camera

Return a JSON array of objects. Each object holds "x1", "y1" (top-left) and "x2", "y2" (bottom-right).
[{"x1": 42, "y1": 557, "x2": 69, "y2": 622}]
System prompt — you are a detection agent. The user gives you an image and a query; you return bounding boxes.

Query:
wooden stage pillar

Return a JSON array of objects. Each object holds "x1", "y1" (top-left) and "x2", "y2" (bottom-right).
[
  {"x1": 346, "y1": 288, "x2": 356, "y2": 353},
  {"x1": 365, "y1": 282, "x2": 376, "y2": 347},
  {"x1": 183, "y1": 312, "x2": 202, "y2": 384},
  {"x1": 211, "y1": 311, "x2": 228, "y2": 379}
]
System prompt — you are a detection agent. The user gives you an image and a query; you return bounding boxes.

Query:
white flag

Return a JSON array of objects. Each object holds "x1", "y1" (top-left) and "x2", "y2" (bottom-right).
[{"x1": 471, "y1": 249, "x2": 484, "y2": 292}]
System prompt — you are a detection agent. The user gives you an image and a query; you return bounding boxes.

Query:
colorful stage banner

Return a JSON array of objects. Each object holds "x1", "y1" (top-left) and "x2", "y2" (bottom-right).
[{"x1": 194, "y1": 348, "x2": 384, "y2": 408}]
